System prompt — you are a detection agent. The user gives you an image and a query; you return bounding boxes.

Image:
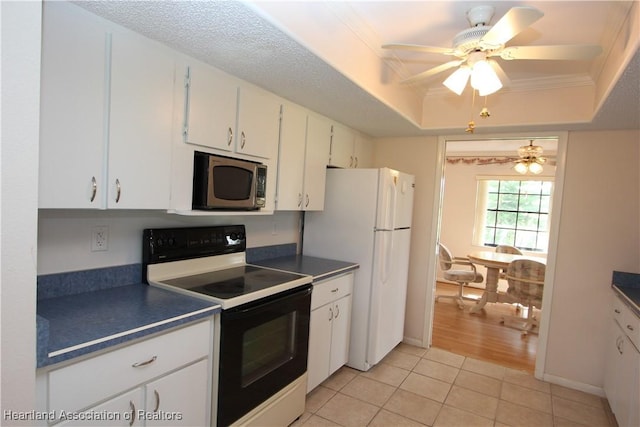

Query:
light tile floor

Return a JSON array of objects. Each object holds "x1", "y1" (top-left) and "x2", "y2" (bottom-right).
[{"x1": 294, "y1": 344, "x2": 615, "y2": 427}]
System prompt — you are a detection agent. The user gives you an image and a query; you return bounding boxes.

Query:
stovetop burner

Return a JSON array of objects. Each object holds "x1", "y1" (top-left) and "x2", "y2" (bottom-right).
[{"x1": 161, "y1": 265, "x2": 305, "y2": 300}]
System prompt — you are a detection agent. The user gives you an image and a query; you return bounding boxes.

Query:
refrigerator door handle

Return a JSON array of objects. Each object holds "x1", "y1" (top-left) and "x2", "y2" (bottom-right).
[{"x1": 380, "y1": 231, "x2": 393, "y2": 284}]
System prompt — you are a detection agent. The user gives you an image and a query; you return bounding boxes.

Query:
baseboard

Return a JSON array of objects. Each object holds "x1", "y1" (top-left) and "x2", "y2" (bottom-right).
[
  {"x1": 402, "y1": 336, "x2": 424, "y2": 347},
  {"x1": 542, "y1": 373, "x2": 606, "y2": 398}
]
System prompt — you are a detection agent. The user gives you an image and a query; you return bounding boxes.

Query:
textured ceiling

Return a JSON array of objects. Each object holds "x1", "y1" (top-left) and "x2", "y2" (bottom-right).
[{"x1": 75, "y1": 1, "x2": 639, "y2": 138}]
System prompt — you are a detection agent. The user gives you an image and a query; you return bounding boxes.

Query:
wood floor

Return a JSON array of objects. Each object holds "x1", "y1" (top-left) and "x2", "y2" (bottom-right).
[{"x1": 431, "y1": 282, "x2": 538, "y2": 372}]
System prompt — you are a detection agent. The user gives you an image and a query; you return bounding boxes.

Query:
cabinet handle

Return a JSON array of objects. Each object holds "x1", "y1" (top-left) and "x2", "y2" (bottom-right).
[
  {"x1": 334, "y1": 304, "x2": 340, "y2": 318},
  {"x1": 153, "y1": 390, "x2": 160, "y2": 412},
  {"x1": 241, "y1": 131, "x2": 246, "y2": 149},
  {"x1": 305, "y1": 194, "x2": 310, "y2": 208},
  {"x1": 627, "y1": 324, "x2": 635, "y2": 332},
  {"x1": 115, "y1": 179, "x2": 121, "y2": 203},
  {"x1": 329, "y1": 307, "x2": 333, "y2": 321},
  {"x1": 349, "y1": 155, "x2": 354, "y2": 168},
  {"x1": 331, "y1": 288, "x2": 339, "y2": 293},
  {"x1": 354, "y1": 156, "x2": 358, "y2": 168},
  {"x1": 614, "y1": 309, "x2": 621, "y2": 314},
  {"x1": 131, "y1": 355, "x2": 157, "y2": 367},
  {"x1": 227, "y1": 127, "x2": 233, "y2": 146},
  {"x1": 90, "y1": 176, "x2": 97, "y2": 202},
  {"x1": 129, "y1": 400, "x2": 136, "y2": 426},
  {"x1": 616, "y1": 337, "x2": 624, "y2": 355},
  {"x1": 297, "y1": 193, "x2": 302, "y2": 207}
]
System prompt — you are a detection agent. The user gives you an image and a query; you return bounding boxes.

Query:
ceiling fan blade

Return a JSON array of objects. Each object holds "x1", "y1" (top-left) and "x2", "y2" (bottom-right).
[
  {"x1": 480, "y1": 6, "x2": 544, "y2": 49},
  {"x1": 499, "y1": 45, "x2": 603, "y2": 60},
  {"x1": 401, "y1": 60, "x2": 465, "y2": 85},
  {"x1": 382, "y1": 43, "x2": 456, "y2": 55}
]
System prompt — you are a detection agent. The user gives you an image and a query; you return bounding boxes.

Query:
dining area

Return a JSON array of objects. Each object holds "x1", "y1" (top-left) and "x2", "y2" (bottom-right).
[{"x1": 437, "y1": 243, "x2": 547, "y2": 336}]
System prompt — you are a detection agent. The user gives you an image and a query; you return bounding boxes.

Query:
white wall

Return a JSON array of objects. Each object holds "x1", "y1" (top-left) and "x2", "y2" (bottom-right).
[
  {"x1": 38, "y1": 211, "x2": 302, "y2": 275},
  {"x1": 544, "y1": 129, "x2": 640, "y2": 389},
  {"x1": 1, "y1": 1, "x2": 41, "y2": 420},
  {"x1": 372, "y1": 136, "x2": 440, "y2": 346}
]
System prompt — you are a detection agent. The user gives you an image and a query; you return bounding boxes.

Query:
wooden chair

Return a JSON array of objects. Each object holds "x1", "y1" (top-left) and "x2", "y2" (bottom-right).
[
  {"x1": 436, "y1": 243, "x2": 484, "y2": 309},
  {"x1": 502, "y1": 259, "x2": 545, "y2": 335}
]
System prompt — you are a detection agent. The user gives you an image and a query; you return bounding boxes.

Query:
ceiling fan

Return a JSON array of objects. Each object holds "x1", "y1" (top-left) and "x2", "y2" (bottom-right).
[{"x1": 382, "y1": 5, "x2": 603, "y2": 95}]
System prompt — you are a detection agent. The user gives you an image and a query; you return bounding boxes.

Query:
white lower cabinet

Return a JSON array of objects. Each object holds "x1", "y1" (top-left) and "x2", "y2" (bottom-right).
[
  {"x1": 307, "y1": 273, "x2": 353, "y2": 393},
  {"x1": 37, "y1": 319, "x2": 214, "y2": 426},
  {"x1": 604, "y1": 293, "x2": 640, "y2": 427}
]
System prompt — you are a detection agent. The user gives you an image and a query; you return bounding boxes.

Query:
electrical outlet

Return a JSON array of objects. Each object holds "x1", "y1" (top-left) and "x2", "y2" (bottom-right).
[{"x1": 91, "y1": 226, "x2": 109, "y2": 252}]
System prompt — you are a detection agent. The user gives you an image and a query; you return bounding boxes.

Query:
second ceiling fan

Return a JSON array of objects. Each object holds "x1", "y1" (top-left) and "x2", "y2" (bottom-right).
[{"x1": 382, "y1": 5, "x2": 603, "y2": 95}]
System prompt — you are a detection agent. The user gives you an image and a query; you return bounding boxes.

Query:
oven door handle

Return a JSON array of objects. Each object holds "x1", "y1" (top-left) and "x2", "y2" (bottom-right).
[{"x1": 222, "y1": 284, "x2": 312, "y2": 318}]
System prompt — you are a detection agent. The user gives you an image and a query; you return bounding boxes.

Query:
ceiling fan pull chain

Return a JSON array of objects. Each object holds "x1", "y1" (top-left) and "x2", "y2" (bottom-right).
[{"x1": 466, "y1": 90, "x2": 477, "y2": 133}]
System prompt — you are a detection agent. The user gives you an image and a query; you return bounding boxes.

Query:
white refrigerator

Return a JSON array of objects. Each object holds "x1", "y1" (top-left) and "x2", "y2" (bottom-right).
[{"x1": 303, "y1": 167, "x2": 415, "y2": 371}]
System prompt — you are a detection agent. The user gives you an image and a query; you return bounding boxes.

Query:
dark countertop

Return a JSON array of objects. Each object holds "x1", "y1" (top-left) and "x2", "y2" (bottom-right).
[
  {"x1": 37, "y1": 284, "x2": 220, "y2": 368},
  {"x1": 252, "y1": 255, "x2": 359, "y2": 282},
  {"x1": 612, "y1": 270, "x2": 640, "y2": 318}
]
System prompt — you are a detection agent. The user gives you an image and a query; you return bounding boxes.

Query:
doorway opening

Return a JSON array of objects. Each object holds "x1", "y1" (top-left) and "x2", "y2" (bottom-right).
[{"x1": 425, "y1": 132, "x2": 567, "y2": 378}]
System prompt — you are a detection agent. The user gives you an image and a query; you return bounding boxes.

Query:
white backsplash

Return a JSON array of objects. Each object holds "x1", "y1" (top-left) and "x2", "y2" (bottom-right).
[{"x1": 38, "y1": 210, "x2": 302, "y2": 275}]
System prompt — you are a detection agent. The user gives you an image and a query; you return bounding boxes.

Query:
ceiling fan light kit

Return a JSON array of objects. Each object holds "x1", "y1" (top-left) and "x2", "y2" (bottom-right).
[
  {"x1": 513, "y1": 140, "x2": 547, "y2": 174},
  {"x1": 443, "y1": 66, "x2": 470, "y2": 95}
]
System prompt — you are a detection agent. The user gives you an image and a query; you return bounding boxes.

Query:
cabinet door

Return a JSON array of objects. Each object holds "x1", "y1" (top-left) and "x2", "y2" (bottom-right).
[
  {"x1": 626, "y1": 339, "x2": 640, "y2": 427},
  {"x1": 276, "y1": 103, "x2": 307, "y2": 210},
  {"x1": 307, "y1": 305, "x2": 332, "y2": 392},
  {"x1": 329, "y1": 123, "x2": 355, "y2": 168},
  {"x1": 183, "y1": 63, "x2": 237, "y2": 152},
  {"x1": 108, "y1": 31, "x2": 174, "y2": 209},
  {"x1": 604, "y1": 320, "x2": 624, "y2": 417},
  {"x1": 145, "y1": 359, "x2": 209, "y2": 427},
  {"x1": 39, "y1": 2, "x2": 107, "y2": 208},
  {"x1": 354, "y1": 133, "x2": 374, "y2": 169},
  {"x1": 236, "y1": 85, "x2": 281, "y2": 159},
  {"x1": 56, "y1": 388, "x2": 143, "y2": 427},
  {"x1": 329, "y1": 295, "x2": 352, "y2": 375},
  {"x1": 303, "y1": 115, "x2": 331, "y2": 211}
]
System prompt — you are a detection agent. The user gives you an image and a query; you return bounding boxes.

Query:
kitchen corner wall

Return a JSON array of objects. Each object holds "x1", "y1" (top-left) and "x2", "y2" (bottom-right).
[
  {"x1": 37, "y1": 210, "x2": 302, "y2": 275},
  {"x1": 544, "y1": 129, "x2": 640, "y2": 389}
]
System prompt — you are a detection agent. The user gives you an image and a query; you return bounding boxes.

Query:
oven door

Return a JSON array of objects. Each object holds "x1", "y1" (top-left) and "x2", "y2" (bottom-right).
[{"x1": 218, "y1": 284, "x2": 312, "y2": 426}]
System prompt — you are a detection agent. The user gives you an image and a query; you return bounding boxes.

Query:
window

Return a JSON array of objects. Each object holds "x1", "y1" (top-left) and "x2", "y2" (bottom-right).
[{"x1": 473, "y1": 179, "x2": 553, "y2": 252}]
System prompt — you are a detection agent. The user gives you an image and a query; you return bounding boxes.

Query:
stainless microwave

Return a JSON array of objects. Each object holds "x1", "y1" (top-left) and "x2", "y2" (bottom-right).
[{"x1": 192, "y1": 152, "x2": 266, "y2": 210}]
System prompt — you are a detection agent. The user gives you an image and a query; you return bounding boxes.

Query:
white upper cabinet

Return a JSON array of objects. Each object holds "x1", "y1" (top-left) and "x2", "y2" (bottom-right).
[
  {"x1": 39, "y1": 2, "x2": 107, "y2": 209},
  {"x1": 276, "y1": 106, "x2": 330, "y2": 211},
  {"x1": 236, "y1": 84, "x2": 281, "y2": 159},
  {"x1": 39, "y1": 2, "x2": 174, "y2": 210},
  {"x1": 276, "y1": 103, "x2": 307, "y2": 210},
  {"x1": 181, "y1": 66, "x2": 279, "y2": 160},
  {"x1": 327, "y1": 123, "x2": 373, "y2": 168},
  {"x1": 328, "y1": 123, "x2": 356, "y2": 168},
  {"x1": 108, "y1": 30, "x2": 174, "y2": 209},
  {"x1": 303, "y1": 114, "x2": 332, "y2": 210},
  {"x1": 181, "y1": 63, "x2": 238, "y2": 153}
]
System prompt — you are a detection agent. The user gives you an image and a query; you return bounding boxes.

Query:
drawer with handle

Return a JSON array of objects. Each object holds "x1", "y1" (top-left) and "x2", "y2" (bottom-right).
[
  {"x1": 47, "y1": 320, "x2": 211, "y2": 415},
  {"x1": 613, "y1": 294, "x2": 640, "y2": 351},
  {"x1": 311, "y1": 273, "x2": 353, "y2": 310}
]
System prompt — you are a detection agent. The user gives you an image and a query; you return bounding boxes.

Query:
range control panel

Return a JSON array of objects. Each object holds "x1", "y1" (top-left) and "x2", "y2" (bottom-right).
[{"x1": 142, "y1": 224, "x2": 246, "y2": 267}]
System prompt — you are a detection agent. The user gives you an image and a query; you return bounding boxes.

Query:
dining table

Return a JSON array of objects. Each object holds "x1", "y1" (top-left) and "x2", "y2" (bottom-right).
[{"x1": 466, "y1": 250, "x2": 547, "y2": 313}]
